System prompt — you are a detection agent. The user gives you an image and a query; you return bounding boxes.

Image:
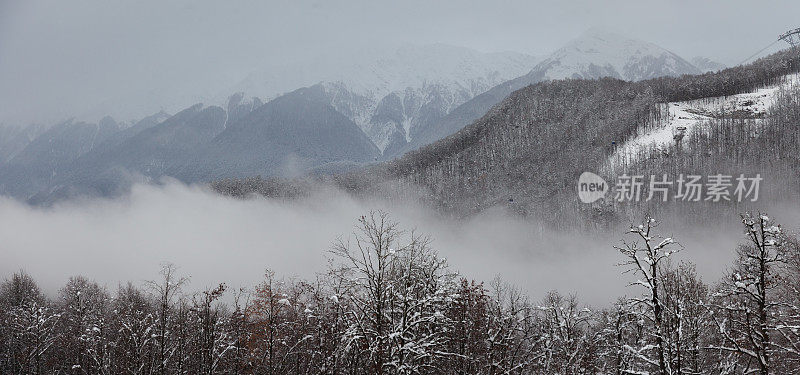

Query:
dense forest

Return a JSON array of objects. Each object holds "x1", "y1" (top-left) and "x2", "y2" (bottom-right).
[
  {"x1": 2, "y1": 211, "x2": 799, "y2": 374},
  {"x1": 379, "y1": 49, "x2": 800, "y2": 226},
  {"x1": 213, "y1": 49, "x2": 800, "y2": 229}
]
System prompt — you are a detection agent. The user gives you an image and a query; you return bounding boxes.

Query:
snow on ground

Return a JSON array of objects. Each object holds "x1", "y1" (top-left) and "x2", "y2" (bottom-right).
[{"x1": 606, "y1": 72, "x2": 800, "y2": 171}]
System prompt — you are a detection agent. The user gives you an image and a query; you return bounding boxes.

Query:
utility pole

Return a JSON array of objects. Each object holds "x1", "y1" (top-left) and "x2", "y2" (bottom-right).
[
  {"x1": 779, "y1": 27, "x2": 800, "y2": 49},
  {"x1": 779, "y1": 28, "x2": 800, "y2": 68}
]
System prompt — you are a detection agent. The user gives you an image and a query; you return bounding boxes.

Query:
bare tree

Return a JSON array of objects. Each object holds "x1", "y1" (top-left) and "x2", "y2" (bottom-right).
[
  {"x1": 659, "y1": 262, "x2": 712, "y2": 374},
  {"x1": 145, "y1": 263, "x2": 187, "y2": 375},
  {"x1": 615, "y1": 215, "x2": 680, "y2": 375},
  {"x1": 597, "y1": 298, "x2": 645, "y2": 375},
  {"x1": 0, "y1": 272, "x2": 60, "y2": 375},
  {"x1": 329, "y1": 211, "x2": 455, "y2": 374},
  {"x1": 110, "y1": 282, "x2": 156, "y2": 375},
  {"x1": 189, "y1": 283, "x2": 231, "y2": 375},
  {"x1": 537, "y1": 291, "x2": 598, "y2": 374},
  {"x1": 707, "y1": 213, "x2": 788, "y2": 374},
  {"x1": 773, "y1": 235, "x2": 800, "y2": 369},
  {"x1": 56, "y1": 276, "x2": 110, "y2": 374},
  {"x1": 484, "y1": 277, "x2": 541, "y2": 374}
]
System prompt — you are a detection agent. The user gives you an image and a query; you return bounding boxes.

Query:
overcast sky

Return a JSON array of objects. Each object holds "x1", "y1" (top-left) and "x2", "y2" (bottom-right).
[{"x1": 2, "y1": 0, "x2": 799, "y2": 125}]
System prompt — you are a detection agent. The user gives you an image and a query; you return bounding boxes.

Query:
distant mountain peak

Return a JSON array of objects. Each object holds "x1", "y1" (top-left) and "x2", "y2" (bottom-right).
[
  {"x1": 691, "y1": 56, "x2": 727, "y2": 73},
  {"x1": 398, "y1": 30, "x2": 703, "y2": 156},
  {"x1": 535, "y1": 28, "x2": 700, "y2": 82},
  {"x1": 227, "y1": 44, "x2": 541, "y2": 154},
  {"x1": 230, "y1": 43, "x2": 539, "y2": 102}
]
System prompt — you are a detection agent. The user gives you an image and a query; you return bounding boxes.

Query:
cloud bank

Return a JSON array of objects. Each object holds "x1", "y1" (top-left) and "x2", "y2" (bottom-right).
[{"x1": 0, "y1": 181, "x2": 778, "y2": 306}]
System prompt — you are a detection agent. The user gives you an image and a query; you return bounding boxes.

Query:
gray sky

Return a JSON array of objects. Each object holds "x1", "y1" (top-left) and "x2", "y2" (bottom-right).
[{"x1": 1, "y1": 0, "x2": 799, "y2": 125}]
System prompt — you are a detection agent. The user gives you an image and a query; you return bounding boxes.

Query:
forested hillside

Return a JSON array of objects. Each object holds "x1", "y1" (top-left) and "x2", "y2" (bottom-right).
[
  {"x1": 375, "y1": 49, "x2": 800, "y2": 225},
  {"x1": 214, "y1": 49, "x2": 800, "y2": 228}
]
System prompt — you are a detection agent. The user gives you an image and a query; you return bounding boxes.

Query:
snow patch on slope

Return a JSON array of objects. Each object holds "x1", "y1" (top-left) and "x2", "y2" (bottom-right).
[{"x1": 608, "y1": 73, "x2": 800, "y2": 169}]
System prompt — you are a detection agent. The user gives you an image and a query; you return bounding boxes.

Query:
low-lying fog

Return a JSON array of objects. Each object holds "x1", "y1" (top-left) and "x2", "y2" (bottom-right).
[{"x1": 1, "y1": 181, "x2": 795, "y2": 306}]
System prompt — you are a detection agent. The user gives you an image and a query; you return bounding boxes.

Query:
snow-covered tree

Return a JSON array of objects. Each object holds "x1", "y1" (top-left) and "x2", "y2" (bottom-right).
[
  {"x1": 329, "y1": 211, "x2": 456, "y2": 374},
  {"x1": 483, "y1": 277, "x2": 541, "y2": 374},
  {"x1": 773, "y1": 234, "x2": 800, "y2": 369},
  {"x1": 0, "y1": 272, "x2": 60, "y2": 374},
  {"x1": 109, "y1": 282, "x2": 157, "y2": 375},
  {"x1": 442, "y1": 278, "x2": 491, "y2": 373},
  {"x1": 537, "y1": 291, "x2": 599, "y2": 373},
  {"x1": 56, "y1": 276, "x2": 111, "y2": 374},
  {"x1": 707, "y1": 213, "x2": 793, "y2": 374},
  {"x1": 659, "y1": 262, "x2": 712, "y2": 374},
  {"x1": 145, "y1": 263, "x2": 187, "y2": 375},
  {"x1": 596, "y1": 298, "x2": 646, "y2": 374},
  {"x1": 185, "y1": 283, "x2": 234, "y2": 375},
  {"x1": 2, "y1": 211, "x2": 800, "y2": 374},
  {"x1": 615, "y1": 215, "x2": 680, "y2": 374}
]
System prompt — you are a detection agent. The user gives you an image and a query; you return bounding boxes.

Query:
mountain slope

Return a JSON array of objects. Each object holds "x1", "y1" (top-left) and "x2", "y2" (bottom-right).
[
  {"x1": 13, "y1": 87, "x2": 382, "y2": 202},
  {"x1": 86, "y1": 111, "x2": 171, "y2": 156},
  {"x1": 0, "y1": 117, "x2": 120, "y2": 197},
  {"x1": 350, "y1": 49, "x2": 800, "y2": 226},
  {"x1": 175, "y1": 85, "x2": 380, "y2": 182},
  {"x1": 0, "y1": 123, "x2": 48, "y2": 165},
  {"x1": 534, "y1": 28, "x2": 699, "y2": 81},
  {"x1": 229, "y1": 44, "x2": 538, "y2": 108},
  {"x1": 691, "y1": 56, "x2": 727, "y2": 73},
  {"x1": 399, "y1": 30, "x2": 702, "y2": 155},
  {"x1": 109, "y1": 104, "x2": 227, "y2": 175},
  {"x1": 0, "y1": 43, "x2": 538, "y2": 202},
  {"x1": 31, "y1": 105, "x2": 226, "y2": 202},
  {"x1": 607, "y1": 73, "x2": 799, "y2": 170},
  {"x1": 230, "y1": 44, "x2": 540, "y2": 154}
]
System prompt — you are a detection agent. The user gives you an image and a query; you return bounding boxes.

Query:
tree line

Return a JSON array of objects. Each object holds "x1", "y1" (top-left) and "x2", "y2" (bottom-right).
[{"x1": 2, "y1": 211, "x2": 799, "y2": 374}]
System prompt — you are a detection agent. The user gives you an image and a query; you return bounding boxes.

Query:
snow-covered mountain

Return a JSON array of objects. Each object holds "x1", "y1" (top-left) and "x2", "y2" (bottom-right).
[
  {"x1": 233, "y1": 44, "x2": 537, "y2": 100},
  {"x1": 400, "y1": 29, "x2": 704, "y2": 155},
  {"x1": 0, "y1": 34, "x2": 726, "y2": 202},
  {"x1": 532, "y1": 28, "x2": 700, "y2": 82},
  {"x1": 691, "y1": 56, "x2": 727, "y2": 73},
  {"x1": 228, "y1": 44, "x2": 540, "y2": 152}
]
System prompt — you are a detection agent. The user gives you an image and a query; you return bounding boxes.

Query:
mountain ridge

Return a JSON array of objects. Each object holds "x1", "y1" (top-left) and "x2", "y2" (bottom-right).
[{"x1": 397, "y1": 30, "x2": 704, "y2": 155}]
